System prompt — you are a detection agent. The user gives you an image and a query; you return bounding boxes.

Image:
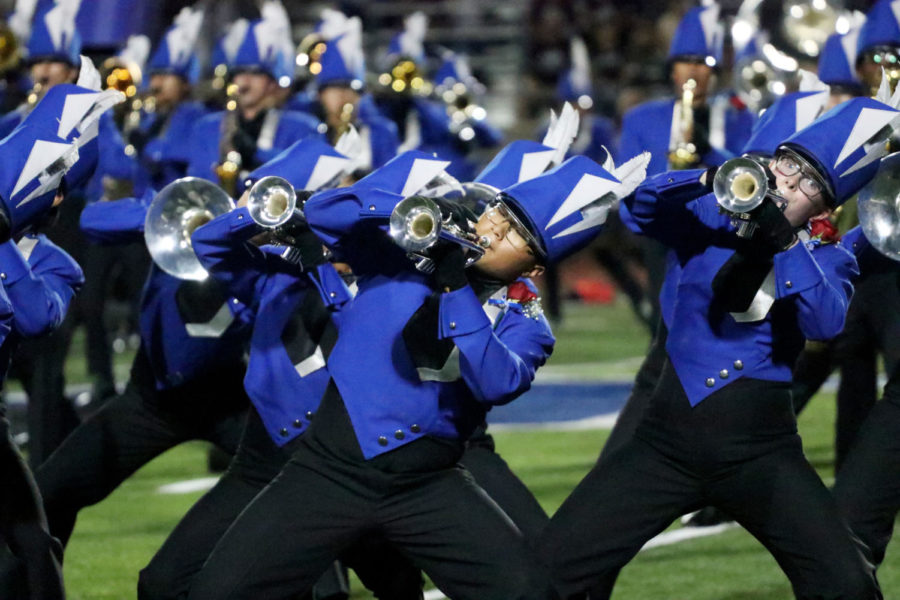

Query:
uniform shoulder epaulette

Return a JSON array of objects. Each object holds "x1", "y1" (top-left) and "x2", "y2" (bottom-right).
[{"x1": 506, "y1": 280, "x2": 544, "y2": 320}]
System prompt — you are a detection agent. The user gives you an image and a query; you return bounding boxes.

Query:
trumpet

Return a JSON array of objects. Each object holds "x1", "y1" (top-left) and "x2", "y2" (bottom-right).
[
  {"x1": 246, "y1": 176, "x2": 308, "y2": 245},
  {"x1": 857, "y1": 152, "x2": 900, "y2": 261},
  {"x1": 713, "y1": 157, "x2": 779, "y2": 238},
  {"x1": 389, "y1": 196, "x2": 489, "y2": 272},
  {"x1": 668, "y1": 79, "x2": 701, "y2": 170},
  {"x1": 144, "y1": 177, "x2": 236, "y2": 281}
]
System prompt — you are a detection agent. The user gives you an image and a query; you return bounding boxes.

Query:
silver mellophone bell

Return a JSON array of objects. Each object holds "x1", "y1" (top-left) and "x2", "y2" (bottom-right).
[
  {"x1": 388, "y1": 196, "x2": 490, "y2": 273},
  {"x1": 713, "y1": 157, "x2": 782, "y2": 238},
  {"x1": 144, "y1": 175, "x2": 301, "y2": 280}
]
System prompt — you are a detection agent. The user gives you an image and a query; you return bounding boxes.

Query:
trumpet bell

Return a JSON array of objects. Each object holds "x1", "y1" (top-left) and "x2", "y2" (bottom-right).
[
  {"x1": 858, "y1": 152, "x2": 900, "y2": 261},
  {"x1": 247, "y1": 176, "x2": 298, "y2": 228},
  {"x1": 714, "y1": 157, "x2": 769, "y2": 214},
  {"x1": 390, "y1": 196, "x2": 441, "y2": 252},
  {"x1": 144, "y1": 177, "x2": 235, "y2": 280}
]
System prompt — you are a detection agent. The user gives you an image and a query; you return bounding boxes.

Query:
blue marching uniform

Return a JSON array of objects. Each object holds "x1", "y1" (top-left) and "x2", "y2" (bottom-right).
[
  {"x1": 15, "y1": 195, "x2": 253, "y2": 559},
  {"x1": 185, "y1": 153, "x2": 558, "y2": 600},
  {"x1": 133, "y1": 101, "x2": 211, "y2": 192},
  {"x1": 0, "y1": 236, "x2": 81, "y2": 600},
  {"x1": 539, "y1": 169, "x2": 880, "y2": 599},
  {"x1": 139, "y1": 206, "x2": 423, "y2": 600}
]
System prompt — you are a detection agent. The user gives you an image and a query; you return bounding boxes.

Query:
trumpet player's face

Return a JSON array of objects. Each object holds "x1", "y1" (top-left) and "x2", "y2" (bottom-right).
[
  {"x1": 671, "y1": 61, "x2": 713, "y2": 106},
  {"x1": 30, "y1": 61, "x2": 77, "y2": 89},
  {"x1": 149, "y1": 73, "x2": 189, "y2": 110},
  {"x1": 472, "y1": 208, "x2": 543, "y2": 282},
  {"x1": 232, "y1": 72, "x2": 277, "y2": 117},
  {"x1": 319, "y1": 86, "x2": 360, "y2": 129},
  {"x1": 769, "y1": 157, "x2": 832, "y2": 227}
]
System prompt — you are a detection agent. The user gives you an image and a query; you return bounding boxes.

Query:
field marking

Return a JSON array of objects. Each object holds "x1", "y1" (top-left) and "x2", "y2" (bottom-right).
[
  {"x1": 157, "y1": 477, "x2": 219, "y2": 495},
  {"x1": 490, "y1": 413, "x2": 620, "y2": 432},
  {"x1": 421, "y1": 522, "x2": 739, "y2": 599}
]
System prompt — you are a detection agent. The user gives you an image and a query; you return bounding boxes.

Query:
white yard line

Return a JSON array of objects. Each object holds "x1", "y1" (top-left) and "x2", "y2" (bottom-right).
[
  {"x1": 422, "y1": 522, "x2": 739, "y2": 600},
  {"x1": 490, "y1": 413, "x2": 620, "y2": 432},
  {"x1": 157, "y1": 477, "x2": 220, "y2": 495}
]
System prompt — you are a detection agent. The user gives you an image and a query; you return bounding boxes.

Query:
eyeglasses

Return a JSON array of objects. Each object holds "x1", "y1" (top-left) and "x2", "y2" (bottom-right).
[
  {"x1": 863, "y1": 48, "x2": 900, "y2": 67},
  {"x1": 773, "y1": 155, "x2": 824, "y2": 201},
  {"x1": 484, "y1": 202, "x2": 537, "y2": 253}
]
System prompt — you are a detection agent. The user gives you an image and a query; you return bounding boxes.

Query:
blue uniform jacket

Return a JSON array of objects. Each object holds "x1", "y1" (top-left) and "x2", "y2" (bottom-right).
[
  {"x1": 186, "y1": 109, "x2": 324, "y2": 182},
  {"x1": 192, "y1": 207, "x2": 351, "y2": 446},
  {"x1": 135, "y1": 101, "x2": 210, "y2": 192},
  {"x1": 79, "y1": 197, "x2": 254, "y2": 390},
  {"x1": 0, "y1": 235, "x2": 82, "y2": 384},
  {"x1": 305, "y1": 184, "x2": 555, "y2": 459},
  {"x1": 0, "y1": 285, "x2": 14, "y2": 386},
  {"x1": 619, "y1": 95, "x2": 754, "y2": 176},
  {"x1": 625, "y1": 169, "x2": 858, "y2": 405}
]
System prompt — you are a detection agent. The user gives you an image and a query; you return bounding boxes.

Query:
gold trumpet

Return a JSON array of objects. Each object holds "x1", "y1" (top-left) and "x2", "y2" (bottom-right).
[
  {"x1": 668, "y1": 79, "x2": 700, "y2": 170},
  {"x1": 0, "y1": 23, "x2": 20, "y2": 74}
]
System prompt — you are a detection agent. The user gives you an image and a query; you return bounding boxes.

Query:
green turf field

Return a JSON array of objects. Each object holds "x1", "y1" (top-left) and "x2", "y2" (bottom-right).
[{"x1": 50, "y1": 300, "x2": 900, "y2": 599}]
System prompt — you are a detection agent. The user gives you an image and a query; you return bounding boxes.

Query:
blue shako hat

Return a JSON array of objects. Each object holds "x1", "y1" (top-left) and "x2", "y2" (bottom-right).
[
  {"x1": 781, "y1": 94, "x2": 900, "y2": 206},
  {"x1": 146, "y1": 6, "x2": 204, "y2": 84},
  {"x1": 315, "y1": 10, "x2": 365, "y2": 90},
  {"x1": 857, "y1": 0, "x2": 900, "y2": 55},
  {"x1": 474, "y1": 140, "x2": 559, "y2": 190},
  {"x1": 246, "y1": 138, "x2": 354, "y2": 192},
  {"x1": 668, "y1": 2, "x2": 723, "y2": 67},
  {"x1": 501, "y1": 152, "x2": 650, "y2": 264},
  {"x1": 819, "y1": 14, "x2": 865, "y2": 89},
  {"x1": 27, "y1": 0, "x2": 82, "y2": 66},
  {"x1": 0, "y1": 83, "x2": 123, "y2": 236},
  {"x1": 229, "y1": 1, "x2": 294, "y2": 87},
  {"x1": 742, "y1": 72, "x2": 830, "y2": 157}
]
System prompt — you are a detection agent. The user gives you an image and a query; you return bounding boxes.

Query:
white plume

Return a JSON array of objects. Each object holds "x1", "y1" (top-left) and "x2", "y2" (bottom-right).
[
  {"x1": 221, "y1": 19, "x2": 249, "y2": 64},
  {"x1": 797, "y1": 69, "x2": 829, "y2": 94},
  {"x1": 118, "y1": 35, "x2": 151, "y2": 71},
  {"x1": 399, "y1": 11, "x2": 427, "y2": 58},
  {"x1": 8, "y1": 0, "x2": 37, "y2": 42},
  {"x1": 334, "y1": 125, "x2": 362, "y2": 172},
  {"x1": 609, "y1": 151, "x2": 652, "y2": 200},
  {"x1": 569, "y1": 37, "x2": 591, "y2": 94},
  {"x1": 75, "y1": 55, "x2": 102, "y2": 91},
  {"x1": 541, "y1": 103, "x2": 580, "y2": 166},
  {"x1": 319, "y1": 9, "x2": 351, "y2": 41}
]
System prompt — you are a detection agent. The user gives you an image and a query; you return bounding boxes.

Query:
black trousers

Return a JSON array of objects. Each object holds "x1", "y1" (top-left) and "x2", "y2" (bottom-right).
[
  {"x1": 186, "y1": 385, "x2": 552, "y2": 600},
  {"x1": 539, "y1": 360, "x2": 881, "y2": 600},
  {"x1": 833, "y1": 369, "x2": 900, "y2": 567},
  {"x1": 34, "y1": 347, "x2": 247, "y2": 547},
  {"x1": 792, "y1": 270, "x2": 900, "y2": 470},
  {"x1": 0, "y1": 404, "x2": 64, "y2": 600},
  {"x1": 138, "y1": 407, "x2": 424, "y2": 600}
]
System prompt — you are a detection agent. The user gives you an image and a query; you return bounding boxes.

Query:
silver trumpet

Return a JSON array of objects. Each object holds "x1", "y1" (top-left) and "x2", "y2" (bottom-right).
[
  {"x1": 857, "y1": 152, "x2": 900, "y2": 261},
  {"x1": 389, "y1": 196, "x2": 489, "y2": 272},
  {"x1": 713, "y1": 157, "x2": 776, "y2": 238},
  {"x1": 247, "y1": 175, "x2": 301, "y2": 229},
  {"x1": 144, "y1": 177, "x2": 236, "y2": 281}
]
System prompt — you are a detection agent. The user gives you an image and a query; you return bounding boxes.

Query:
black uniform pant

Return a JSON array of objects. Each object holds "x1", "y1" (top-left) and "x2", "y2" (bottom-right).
[
  {"x1": 539, "y1": 361, "x2": 880, "y2": 600},
  {"x1": 833, "y1": 368, "x2": 900, "y2": 567},
  {"x1": 792, "y1": 270, "x2": 900, "y2": 470},
  {"x1": 0, "y1": 404, "x2": 64, "y2": 600},
  {"x1": 138, "y1": 407, "x2": 424, "y2": 600},
  {"x1": 34, "y1": 348, "x2": 247, "y2": 548},
  {"x1": 186, "y1": 385, "x2": 551, "y2": 600}
]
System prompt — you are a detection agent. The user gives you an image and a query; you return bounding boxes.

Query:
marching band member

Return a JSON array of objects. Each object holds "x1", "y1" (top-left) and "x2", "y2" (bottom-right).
[
  {"x1": 140, "y1": 137, "x2": 422, "y2": 600},
  {"x1": 540, "y1": 87, "x2": 898, "y2": 599},
  {"x1": 185, "y1": 145, "x2": 648, "y2": 598},
  {"x1": 0, "y1": 80, "x2": 124, "y2": 600},
  {"x1": 299, "y1": 9, "x2": 400, "y2": 175},
  {"x1": 130, "y1": 6, "x2": 208, "y2": 192},
  {"x1": 855, "y1": 0, "x2": 900, "y2": 97},
  {"x1": 186, "y1": 4, "x2": 323, "y2": 194}
]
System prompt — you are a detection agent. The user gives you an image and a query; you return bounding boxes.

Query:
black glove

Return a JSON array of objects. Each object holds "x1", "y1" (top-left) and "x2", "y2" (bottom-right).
[
  {"x1": 750, "y1": 197, "x2": 797, "y2": 254},
  {"x1": 276, "y1": 225, "x2": 326, "y2": 270},
  {"x1": 702, "y1": 166, "x2": 718, "y2": 192},
  {"x1": 692, "y1": 105, "x2": 712, "y2": 160},
  {"x1": 430, "y1": 243, "x2": 469, "y2": 292}
]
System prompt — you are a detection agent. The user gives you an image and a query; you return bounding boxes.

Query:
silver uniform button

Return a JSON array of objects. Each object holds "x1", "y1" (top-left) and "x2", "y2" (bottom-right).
[
  {"x1": 0, "y1": 273, "x2": 6, "y2": 280},
  {"x1": 719, "y1": 369, "x2": 729, "y2": 379},
  {"x1": 410, "y1": 424, "x2": 421, "y2": 433},
  {"x1": 449, "y1": 322, "x2": 457, "y2": 330},
  {"x1": 705, "y1": 378, "x2": 715, "y2": 387},
  {"x1": 369, "y1": 205, "x2": 376, "y2": 211},
  {"x1": 329, "y1": 291, "x2": 337, "y2": 298},
  {"x1": 785, "y1": 281, "x2": 793, "y2": 289},
  {"x1": 394, "y1": 429, "x2": 405, "y2": 440},
  {"x1": 377, "y1": 436, "x2": 388, "y2": 446},
  {"x1": 733, "y1": 359, "x2": 743, "y2": 370}
]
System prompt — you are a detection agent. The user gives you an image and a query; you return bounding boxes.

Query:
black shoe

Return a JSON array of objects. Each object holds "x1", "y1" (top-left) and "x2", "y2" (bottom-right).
[{"x1": 682, "y1": 506, "x2": 733, "y2": 528}]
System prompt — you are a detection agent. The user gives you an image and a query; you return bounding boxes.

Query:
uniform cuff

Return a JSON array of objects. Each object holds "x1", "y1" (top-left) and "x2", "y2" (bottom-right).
[
  {"x1": 774, "y1": 241, "x2": 824, "y2": 297},
  {"x1": 357, "y1": 189, "x2": 405, "y2": 219},
  {"x1": 654, "y1": 169, "x2": 709, "y2": 203},
  {"x1": 227, "y1": 207, "x2": 266, "y2": 237},
  {"x1": 0, "y1": 242, "x2": 30, "y2": 285},
  {"x1": 438, "y1": 285, "x2": 490, "y2": 339}
]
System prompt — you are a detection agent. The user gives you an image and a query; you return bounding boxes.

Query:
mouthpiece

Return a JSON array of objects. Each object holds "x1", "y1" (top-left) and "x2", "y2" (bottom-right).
[{"x1": 478, "y1": 235, "x2": 491, "y2": 249}]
